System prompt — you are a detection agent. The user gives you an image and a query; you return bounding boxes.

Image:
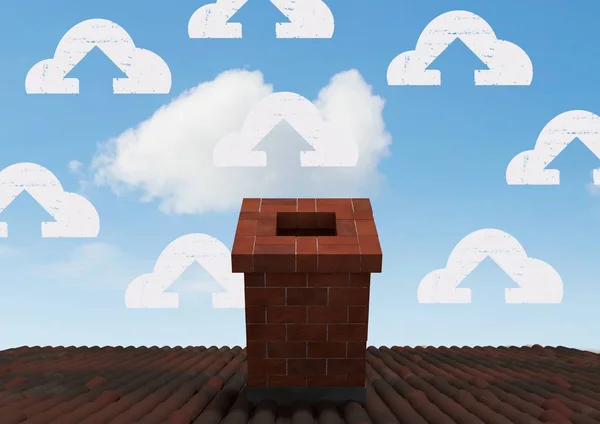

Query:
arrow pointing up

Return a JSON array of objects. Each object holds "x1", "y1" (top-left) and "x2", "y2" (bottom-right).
[
  {"x1": 253, "y1": 119, "x2": 316, "y2": 171},
  {"x1": 545, "y1": 137, "x2": 600, "y2": 188},
  {"x1": 427, "y1": 38, "x2": 490, "y2": 86},
  {"x1": 0, "y1": 190, "x2": 56, "y2": 240},
  {"x1": 227, "y1": 0, "x2": 291, "y2": 38},
  {"x1": 456, "y1": 256, "x2": 520, "y2": 306},
  {"x1": 64, "y1": 46, "x2": 128, "y2": 94}
]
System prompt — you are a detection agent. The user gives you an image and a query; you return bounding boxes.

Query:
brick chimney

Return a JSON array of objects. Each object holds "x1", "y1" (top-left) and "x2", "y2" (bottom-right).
[{"x1": 231, "y1": 198, "x2": 382, "y2": 406}]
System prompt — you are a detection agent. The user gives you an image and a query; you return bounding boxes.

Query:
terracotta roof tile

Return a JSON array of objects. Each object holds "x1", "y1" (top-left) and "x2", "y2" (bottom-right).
[{"x1": 0, "y1": 345, "x2": 599, "y2": 423}]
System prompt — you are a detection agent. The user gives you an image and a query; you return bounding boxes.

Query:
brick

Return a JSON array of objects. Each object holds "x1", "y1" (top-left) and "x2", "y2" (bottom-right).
[
  {"x1": 244, "y1": 273, "x2": 266, "y2": 287},
  {"x1": 266, "y1": 306, "x2": 306, "y2": 324},
  {"x1": 316, "y1": 199, "x2": 353, "y2": 212},
  {"x1": 307, "y1": 342, "x2": 346, "y2": 358},
  {"x1": 286, "y1": 288, "x2": 327, "y2": 306},
  {"x1": 307, "y1": 306, "x2": 347, "y2": 324},
  {"x1": 359, "y1": 235, "x2": 382, "y2": 273},
  {"x1": 232, "y1": 256, "x2": 253, "y2": 273},
  {"x1": 232, "y1": 236, "x2": 254, "y2": 254},
  {"x1": 246, "y1": 342, "x2": 266, "y2": 359},
  {"x1": 231, "y1": 236, "x2": 254, "y2": 272},
  {"x1": 335, "y1": 220, "x2": 357, "y2": 236},
  {"x1": 296, "y1": 237, "x2": 318, "y2": 272},
  {"x1": 244, "y1": 288, "x2": 285, "y2": 306},
  {"x1": 349, "y1": 274, "x2": 370, "y2": 287},
  {"x1": 247, "y1": 359, "x2": 286, "y2": 375},
  {"x1": 241, "y1": 198, "x2": 261, "y2": 212},
  {"x1": 254, "y1": 245, "x2": 295, "y2": 273},
  {"x1": 355, "y1": 220, "x2": 378, "y2": 236},
  {"x1": 255, "y1": 236, "x2": 295, "y2": 245},
  {"x1": 318, "y1": 245, "x2": 361, "y2": 273},
  {"x1": 307, "y1": 273, "x2": 350, "y2": 287},
  {"x1": 267, "y1": 342, "x2": 306, "y2": 358},
  {"x1": 262, "y1": 198, "x2": 297, "y2": 206},
  {"x1": 254, "y1": 244, "x2": 295, "y2": 255},
  {"x1": 317, "y1": 236, "x2": 358, "y2": 245},
  {"x1": 345, "y1": 373, "x2": 366, "y2": 387},
  {"x1": 239, "y1": 211, "x2": 262, "y2": 220},
  {"x1": 346, "y1": 342, "x2": 366, "y2": 358},
  {"x1": 245, "y1": 306, "x2": 266, "y2": 323},
  {"x1": 287, "y1": 359, "x2": 326, "y2": 375},
  {"x1": 247, "y1": 374, "x2": 268, "y2": 388},
  {"x1": 297, "y1": 198, "x2": 316, "y2": 212},
  {"x1": 358, "y1": 236, "x2": 382, "y2": 254},
  {"x1": 268, "y1": 375, "x2": 306, "y2": 388},
  {"x1": 287, "y1": 324, "x2": 327, "y2": 341},
  {"x1": 361, "y1": 254, "x2": 382, "y2": 273},
  {"x1": 262, "y1": 204, "x2": 297, "y2": 214},
  {"x1": 307, "y1": 375, "x2": 347, "y2": 387},
  {"x1": 348, "y1": 306, "x2": 368, "y2": 323},
  {"x1": 266, "y1": 274, "x2": 307, "y2": 287},
  {"x1": 235, "y1": 220, "x2": 258, "y2": 236},
  {"x1": 256, "y1": 219, "x2": 277, "y2": 236},
  {"x1": 246, "y1": 324, "x2": 286, "y2": 342},
  {"x1": 328, "y1": 324, "x2": 367, "y2": 342},
  {"x1": 327, "y1": 359, "x2": 365, "y2": 375},
  {"x1": 351, "y1": 198, "x2": 373, "y2": 214},
  {"x1": 329, "y1": 288, "x2": 369, "y2": 306}
]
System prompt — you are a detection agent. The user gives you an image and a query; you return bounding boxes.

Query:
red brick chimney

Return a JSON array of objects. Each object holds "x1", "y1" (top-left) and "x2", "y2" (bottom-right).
[{"x1": 231, "y1": 198, "x2": 382, "y2": 405}]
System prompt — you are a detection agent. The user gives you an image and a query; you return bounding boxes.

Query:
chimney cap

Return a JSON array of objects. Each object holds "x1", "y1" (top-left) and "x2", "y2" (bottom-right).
[{"x1": 231, "y1": 198, "x2": 382, "y2": 274}]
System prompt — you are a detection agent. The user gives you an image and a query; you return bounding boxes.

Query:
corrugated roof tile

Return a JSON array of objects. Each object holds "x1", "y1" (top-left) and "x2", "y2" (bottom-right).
[{"x1": 0, "y1": 345, "x2": 599, "y2": 423}]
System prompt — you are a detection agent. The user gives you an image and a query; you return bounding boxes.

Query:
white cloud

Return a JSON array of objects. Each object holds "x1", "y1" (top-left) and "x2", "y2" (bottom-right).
[
  {"x1": 68, "y1": 160, "x2": 83, "y2": 174},
  {"x1": 91, "y1": 68, "x2": 391, "y2": 214},
  {"x1": 417, "y1": 228, "x2": 563, "y2": 304}
]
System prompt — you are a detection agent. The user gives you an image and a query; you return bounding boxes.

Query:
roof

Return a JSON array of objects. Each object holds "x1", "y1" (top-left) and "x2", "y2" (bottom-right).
[
  {"x1": 231, "y1": 198, "x2": 382, "y2": 274},
  {"x1": 1, "y1": 345, "x2": 599, "y2": 424}
]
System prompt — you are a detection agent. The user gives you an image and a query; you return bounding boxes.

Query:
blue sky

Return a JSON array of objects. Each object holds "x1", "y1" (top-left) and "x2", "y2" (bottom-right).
[{"x1": 1, "y1": 0, "x2": 599, "y2": 350}]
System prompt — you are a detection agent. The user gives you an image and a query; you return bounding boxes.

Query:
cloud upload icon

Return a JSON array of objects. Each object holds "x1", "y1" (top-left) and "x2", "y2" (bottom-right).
[
  {"x1": 0, "y1": 162, "x2": 100, "y2": 238},
  {"x1": 387, "y1": 10, "x2": 533, "y2": 86},
  {"x1": 26, "y1": 18, "x2": 171, "y2": 94},
  {"x1": 125, "y1": 233, "x2": 244, "y2": 309},
  {"x1": 506, "y1": 110, "x2": 600, "y2": 185},
  {"x1": 188, "y1": 0, "x2": 334, "y2": 38},
  {"x1": 417, "y1": 228, "x2": 563, "y2": 304},
  {"x1": 212, "y1": 91, "x2": 359, "y2": 167}
]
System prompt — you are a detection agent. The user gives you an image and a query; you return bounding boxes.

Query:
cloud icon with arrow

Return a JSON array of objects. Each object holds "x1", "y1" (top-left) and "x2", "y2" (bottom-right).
[
  {"x1": 125, "y1": 233, "x2": 244, "y2": 309},
  {"x1": 25, "y1": 18, "x2": 171, "y2": 94},
  {"x1": 387, "y1": 10, "x2": 533, "y2": 86},
  {"x1": 417, "y1": 228, "x2": 563, "y2": 304},
  {"x1": 188, "y1": 0, "x2": 334, "y2": 39},
  {"x1": 0, "y1": 162, "x2": 100, "y2": 238},
  {"x1": 506, "y1": 110, "x2": 600, "y2": 185},
  {"x1": 212, "y1": 91, "x2": 359, "y2": 167}
]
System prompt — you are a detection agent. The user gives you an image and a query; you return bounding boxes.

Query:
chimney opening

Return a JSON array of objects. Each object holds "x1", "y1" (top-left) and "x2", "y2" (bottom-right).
[{"x1": 276, "y1": 212, "x2": 337, "y2": 237}]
